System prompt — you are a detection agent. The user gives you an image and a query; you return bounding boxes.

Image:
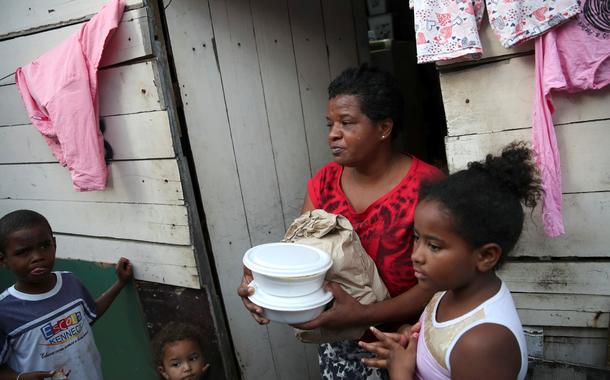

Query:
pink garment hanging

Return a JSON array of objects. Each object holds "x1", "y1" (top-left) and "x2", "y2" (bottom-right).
[
  {"x1": 15, "y1": 0, "x2": 125, "y2": 191},
  {"x1": 532, "y1": 0, "x2": 610, "y2": 236}
]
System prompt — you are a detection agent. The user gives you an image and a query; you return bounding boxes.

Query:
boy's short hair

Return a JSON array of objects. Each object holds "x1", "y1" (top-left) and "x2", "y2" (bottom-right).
[
  {"x1": 151, "y1": 322, "x2": 205, "y2": 366},
  {"x1": 0, "y1": 210, "x2": 52, "y2": 253}
]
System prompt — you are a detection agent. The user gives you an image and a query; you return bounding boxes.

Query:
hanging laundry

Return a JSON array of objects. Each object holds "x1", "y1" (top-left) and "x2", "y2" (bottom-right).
[
  {"x1": 15, "y1": 0, "x2": 125, "y2": 191},
  {"x1": 411, "y1": 0, "x2": 580, "y2": 64},
  {"x1": 532, "y1": 0, "x2": 610, "y2": 236}
]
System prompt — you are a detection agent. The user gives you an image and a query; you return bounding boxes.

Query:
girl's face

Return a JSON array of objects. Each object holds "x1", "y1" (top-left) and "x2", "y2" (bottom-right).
[
  {"x1": 326, "y1": 94, "x2": 389, "y2": 167},
  {"x1": 159, "y1": 339, "x2": 209, "y2": 380},
  {"x1": 411, "y1": 200, "x2": 478, "y2": 291}
]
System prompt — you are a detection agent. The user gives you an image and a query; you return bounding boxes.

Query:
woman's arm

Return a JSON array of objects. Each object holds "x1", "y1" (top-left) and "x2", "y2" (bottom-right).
[{"x1": 295, "y1": 282, "x2": 434, "y2": 330}]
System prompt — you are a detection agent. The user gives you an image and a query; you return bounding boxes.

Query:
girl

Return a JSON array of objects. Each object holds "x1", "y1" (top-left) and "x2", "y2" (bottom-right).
[
  {"x1": 360, "y1": 142, "x2": 541, "y2": 380},
  {"x1": 152, "y1": 322, "x2": 210, "y2": 380}
]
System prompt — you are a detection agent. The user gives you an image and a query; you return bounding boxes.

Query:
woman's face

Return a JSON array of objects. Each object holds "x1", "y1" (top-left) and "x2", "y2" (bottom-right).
[{"x1": 326, "y1": 94, "x2": 389, "y2": 167}]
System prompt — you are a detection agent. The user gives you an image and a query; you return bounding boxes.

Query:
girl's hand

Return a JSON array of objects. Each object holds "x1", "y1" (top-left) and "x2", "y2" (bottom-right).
[
  {"x1": 292, "y1": 282, "x2": 367, "y2": 330},
  {"x1": 115, "y1": 257, "x2": 133, "y2": 284},
  {"x1": 237, "y1": 266, "x2": 269, "y2": 325},
  {"x1": 359, "y1": 323, "x2": 420, "y2": 380},
  {"x1": 17, "y1": 368, "x2": 70, "y2": 380}
]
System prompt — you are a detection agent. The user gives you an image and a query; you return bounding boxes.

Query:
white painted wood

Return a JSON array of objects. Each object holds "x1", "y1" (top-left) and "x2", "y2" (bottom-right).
[
  {"x1": 55, "y1": 234, "x2": 200, "y2": 288},
  {"x1": 321, "y1": 0, "x2": 359, "y2": 78},
  {"x1": 440, "y1": 55, "x2": 610, "y2": 136},
  {"x1": 0, "y1": 0, "x2": 143, "y2": 38},
  {"x1": 514, "y1": 192, "x2": 610, "y2": 258},
  {"x1": 533, "y1": 327, "x2": 610, "y2": 367},
  {"x1": 1, "y1": 61, "x2": 164, "y2": 127},
  {"x1": 513, "y1": 293, "x2": 610, "y2": 328},
  {"x1": 498, "y1": 262, "x2": 610, "y2": 296},
  {"x1": 0, "y1": 8, "x2": 151, "y2": 86},
  {"x1": 0, "y1": 160, "x2": 183, "y2": 205},
  {"x1": 445, "y1": 120, "x2": 610, "y2": 193},
  {"x1": 163, "y1": 1, "x2": 276, "y2": 379},
  {"x1": 287, "y1": 0, "x2": 332, "y2": 173},
  {"x1": 0, "y1": 199, "x2": 190, "y2": 245},
  {"x1": 0, "y1": 111, "x2": 174, "y2": 162},
  {"x1": 251, "y1": 0, "x2": 313, "y2": 226}
]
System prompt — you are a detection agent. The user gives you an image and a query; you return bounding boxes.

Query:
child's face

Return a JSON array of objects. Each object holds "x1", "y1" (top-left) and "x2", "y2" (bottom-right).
[
  {"x1": 411, "y1": 200, "x2": 478, "y2": 291},
  {"x1": 0, "y1": 225, "x2": 56, "y2": 292},
  {"x1": 159, "y1": 339, "x2": 208, "y2": 380}
]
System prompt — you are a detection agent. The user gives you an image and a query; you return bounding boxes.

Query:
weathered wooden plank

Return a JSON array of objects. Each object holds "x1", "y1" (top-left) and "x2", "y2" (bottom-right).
[
  {"x1": 513, "y1": 293, "x2": 610, "y2": 328},
  {"x1": 321, "y1": 0, "x2": 359, "y2": 78},
  {"x1": 0, "y1": 7, "x2": 151, "y2": 86},
  {"x1": 0, "y1": 160, "x2": 183, "y2": 205},
  {"x1": 251, "y1": 0, "x2": 313, "y2": 226},
  {"x1": 287, "y1": 0, "x2": 332, "y2": 173},
  {"x1": 498, "y1": 262, "x2": 610, "y2": 296},
  {"x1": 0, "y1": 111, "x2": 174, "y2": 162},
  {"x1": 164, "y1": 1, "x2": 277, "y2": 379},
  {"x1": 440, "y1": 55, "x2": 610, "y2": 136},
  {"x1": 514, "y1": 192, "x2": 610, "y2": 258},
  {"x1": 0, "y1": 199, "x2": 190, "y2": 245},
  {"x1": 445, "y1": 120, "x2": 610, "y2": 193},
  {"x1": 55, "y1": 234, "x2": 199, "y2": 288},
  {"x1": 0, "y1": 0, "x2": 143, "y2": 38},
  {"x1": 0, "y1": 61, "x2": 164, "y2": 127}
]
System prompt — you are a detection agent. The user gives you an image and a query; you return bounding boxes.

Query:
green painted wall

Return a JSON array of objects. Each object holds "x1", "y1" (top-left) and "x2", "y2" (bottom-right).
[{"x1": 0, "y1": 259, "x2": 158, "y2": 379}]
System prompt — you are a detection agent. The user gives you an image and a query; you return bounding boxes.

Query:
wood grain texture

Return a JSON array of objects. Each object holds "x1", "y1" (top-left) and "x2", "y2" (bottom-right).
[
  {"x1": 0, "y1": 0, "x2": 143, "y2": 38},
  {"x1": 514, "y1": 293, "x2": 609, "y2": 328},
  {"x1": 55, "y1": 234, "x2": 199, "y2": 288},
  {"x1": 0, "y1": 7, "x2": 151, "y2": 86},
  {"x1": 0, "y1": 111, "x2": 174, "y2": 162},
  {"x1": 0, "y1": 199, "x2": 190, "y2": 245},
  {"x1": 0, "y1": 160, "x2": 183, "y2": 205}
]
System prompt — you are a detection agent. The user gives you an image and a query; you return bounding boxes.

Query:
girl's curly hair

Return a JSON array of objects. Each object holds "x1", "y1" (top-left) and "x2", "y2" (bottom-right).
[{"x1": 151, "y1": 322, "x2": 205, "y2": 366}]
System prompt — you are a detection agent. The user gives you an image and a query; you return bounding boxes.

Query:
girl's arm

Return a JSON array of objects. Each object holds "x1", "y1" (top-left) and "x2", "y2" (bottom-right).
[{"x1": 450, "y1": 324, "x2": 521, "y2": 380}]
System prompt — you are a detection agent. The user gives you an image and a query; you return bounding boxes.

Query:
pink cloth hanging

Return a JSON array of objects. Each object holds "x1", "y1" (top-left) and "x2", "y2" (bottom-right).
[
  {"x1": 15, "y1": 0, "x2": 125, "y2": 191},
  {"x1": 532, "y1": 1, "x2": 610, "y2": 236}
]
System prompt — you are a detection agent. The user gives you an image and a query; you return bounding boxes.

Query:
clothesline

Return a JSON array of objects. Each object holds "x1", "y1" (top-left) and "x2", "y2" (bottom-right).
[{"x1": 0, "y1": 71, "x2": 16, "y2": 82}]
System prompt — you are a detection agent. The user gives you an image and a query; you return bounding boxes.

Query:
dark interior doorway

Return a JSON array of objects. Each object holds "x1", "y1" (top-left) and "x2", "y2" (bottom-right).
[{"x1": 365, "y1": 0, "x2": 448, "y2": 171}]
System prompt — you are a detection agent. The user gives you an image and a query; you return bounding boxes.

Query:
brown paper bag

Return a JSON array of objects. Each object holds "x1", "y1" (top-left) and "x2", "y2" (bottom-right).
[{"x1": 282, "y1": 209, "x2": 390, "y2": 343}]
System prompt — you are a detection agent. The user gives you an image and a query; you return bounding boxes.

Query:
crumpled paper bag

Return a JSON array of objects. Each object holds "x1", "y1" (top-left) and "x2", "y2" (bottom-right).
[{"x1": 282, "y1": 209, "x2": 390, "y2": 343}]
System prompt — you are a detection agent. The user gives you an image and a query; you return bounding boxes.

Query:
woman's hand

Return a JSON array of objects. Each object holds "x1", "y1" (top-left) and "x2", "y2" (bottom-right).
[
  {"x1": 359, "y1": 323, "x2": 420, "y2": 380},
  {"x1": 236, "y1": 266, "x2": 269, "y2": 325},
  {"x1": 292, "y1": 282, "x2": 367, "y2": 330}
]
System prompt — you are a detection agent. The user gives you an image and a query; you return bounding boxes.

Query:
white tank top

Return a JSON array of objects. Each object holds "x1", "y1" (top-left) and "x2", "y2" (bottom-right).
[{"x1": 415, "y1": 282, "x2": 527, "y2": 380}]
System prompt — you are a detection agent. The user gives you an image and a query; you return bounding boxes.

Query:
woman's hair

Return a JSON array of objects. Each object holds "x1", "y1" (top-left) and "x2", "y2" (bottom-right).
[
  {"x1": 420, "y1": 142, "x2": 542, "y2": 267},
  {"x1": 151, "y1": 322, "x2": 205, "y2": 366},
  {"x1": 328, "y1": 64, "x2": 405, "y2": 137},
  {"x1": 0, "y1": 210, "x2": 52, "y2": 253}
]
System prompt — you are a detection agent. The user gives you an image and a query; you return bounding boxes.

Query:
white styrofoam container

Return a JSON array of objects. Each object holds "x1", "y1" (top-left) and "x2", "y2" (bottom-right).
[
  {"x1": 248, "y1": 281, "x2": 333, "y2": 324},
  {"x1": 243, "y1": 242, "x2": 332, "y2": 297}
]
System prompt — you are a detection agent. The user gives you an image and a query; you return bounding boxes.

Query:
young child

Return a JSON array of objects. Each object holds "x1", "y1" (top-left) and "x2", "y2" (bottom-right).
[
  {"x1": 151, "y1": 322, "x2": 210, "y2": 380},
  {"x1": 0, "y1": 209, "x2": 133, "y2": 380},
  {"x1": 360, "y1": 142, "x2": 542, "y2": 380}
]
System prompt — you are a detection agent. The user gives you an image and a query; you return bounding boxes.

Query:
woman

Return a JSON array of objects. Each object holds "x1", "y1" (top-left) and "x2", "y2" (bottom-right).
[{"x1": 238, "y1": 65, "x2": 443, "y2": 379}]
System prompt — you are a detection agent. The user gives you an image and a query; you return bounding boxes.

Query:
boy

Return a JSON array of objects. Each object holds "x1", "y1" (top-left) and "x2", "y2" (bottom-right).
[{"x1": 0, "y1": 210, "x2": 133, "y2": 380}]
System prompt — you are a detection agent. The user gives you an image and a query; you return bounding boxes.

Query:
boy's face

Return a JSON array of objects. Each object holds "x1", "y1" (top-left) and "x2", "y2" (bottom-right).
[
  {"x1": 0, "y1": 225, "x2": 56, "y2": 292},
  {"x1": 159, "y1": 339, "x2": 209, "y2": 380}
]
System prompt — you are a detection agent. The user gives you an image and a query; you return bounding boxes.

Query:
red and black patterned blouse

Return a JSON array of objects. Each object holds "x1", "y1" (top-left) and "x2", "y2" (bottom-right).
[{"x1": 307, "y1": 157, "x2": 443, "y2": 297}]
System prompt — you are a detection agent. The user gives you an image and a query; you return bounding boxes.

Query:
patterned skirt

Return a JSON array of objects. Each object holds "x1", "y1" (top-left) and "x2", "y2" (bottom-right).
[{"x1": 319, "y1": 340, "x2": 389, "y2": 380}]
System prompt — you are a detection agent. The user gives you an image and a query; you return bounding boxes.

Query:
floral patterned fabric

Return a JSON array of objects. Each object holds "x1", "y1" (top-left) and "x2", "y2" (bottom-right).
[
  {"x1": 307, "y1": 157, "x2": 443, "y2": 298},
  {"x1": 319, "y1": 341, "x2": 388, "y2": 380},
  {"x1": 411, "y1": 0, "x2": 581, "y2": 63}
]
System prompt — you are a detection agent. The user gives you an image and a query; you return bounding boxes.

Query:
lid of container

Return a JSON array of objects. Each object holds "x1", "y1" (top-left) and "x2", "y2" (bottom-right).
[
  {"x1": 243, "y1": 242, "x2": 332, "y2": 277},
  {"x1": 248, "y1": 281, "x2": 333, "y2": 311}
]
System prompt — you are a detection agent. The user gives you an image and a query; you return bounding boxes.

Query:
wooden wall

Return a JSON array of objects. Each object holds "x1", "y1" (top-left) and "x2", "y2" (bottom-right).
[
  {"x1": 439, "y1": 19, "x2": 610, "y2": 368},
  {"x1": 0, "y1": 0, "x2": 201, "y2": 289},
  {"x1": 163, "y1": 0, "x2": 367, "y2": 378}
]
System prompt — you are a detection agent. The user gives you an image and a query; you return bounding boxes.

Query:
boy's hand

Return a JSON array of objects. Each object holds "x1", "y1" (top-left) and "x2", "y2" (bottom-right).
[{"x1": 115, "y1": 257, "x2": 133, "y2": 284}]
